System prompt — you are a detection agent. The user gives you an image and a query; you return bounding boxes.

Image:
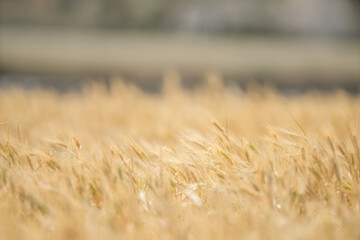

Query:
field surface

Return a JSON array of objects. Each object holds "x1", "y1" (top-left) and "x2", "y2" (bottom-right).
[
  {"x1": 1, "y1": 27, "x2": 360, "y2": 90},
  {"x1": 0, "y1": 78, "x2": 360, "y2": 240}
]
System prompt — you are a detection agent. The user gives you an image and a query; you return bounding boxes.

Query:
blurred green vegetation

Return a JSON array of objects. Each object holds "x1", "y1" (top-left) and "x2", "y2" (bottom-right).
[
  {"x1": 1, "y1": 0, "x2": 359, "y2": 91},
  {"x1": 1, "y1": 0, "x2": 359, "y2": 36}
]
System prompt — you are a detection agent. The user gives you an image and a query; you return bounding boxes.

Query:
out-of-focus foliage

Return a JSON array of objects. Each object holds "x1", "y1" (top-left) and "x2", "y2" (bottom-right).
[{"x1": 1, "y1": 0, "x2": 359, "y2": 35}]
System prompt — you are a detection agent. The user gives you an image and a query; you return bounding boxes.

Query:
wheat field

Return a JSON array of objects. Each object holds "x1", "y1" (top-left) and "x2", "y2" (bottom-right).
[{"x1": 0, "y1": 75, "x2": 359, "y2": 240}]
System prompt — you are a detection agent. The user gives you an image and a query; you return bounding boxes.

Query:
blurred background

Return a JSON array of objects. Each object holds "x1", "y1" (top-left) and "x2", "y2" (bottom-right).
[{"x1": 0, "y1": 0, "x2": 359, "y2": 92}]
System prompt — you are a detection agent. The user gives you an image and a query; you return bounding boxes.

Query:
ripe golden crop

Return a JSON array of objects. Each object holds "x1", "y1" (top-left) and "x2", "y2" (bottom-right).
[{"x1": 0, "y1": 78, "x2": 359, "y2": 240}]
